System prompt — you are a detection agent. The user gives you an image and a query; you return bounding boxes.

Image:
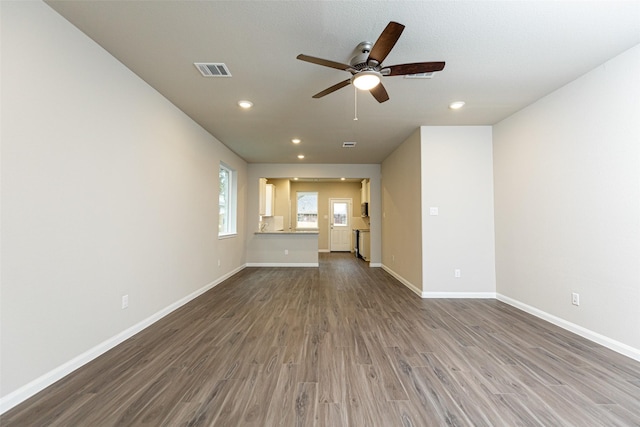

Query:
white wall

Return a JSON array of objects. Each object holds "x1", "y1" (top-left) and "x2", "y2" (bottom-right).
[
  {"x1": 420, "y1": 126, "x2": 496, "y2": 297},
  {"x1": 247, "y1": 164, "x2": 382, "y2": 265},
  {"x1": 0, "y1": 1, "x2": 247, "y2": 409},
  {"x1": 493, "y1": 44, "x2": 640, "y2": 358}
]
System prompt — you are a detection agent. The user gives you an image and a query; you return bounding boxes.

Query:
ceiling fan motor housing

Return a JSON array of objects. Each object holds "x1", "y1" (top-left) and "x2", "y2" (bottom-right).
[{"x1": 350, "y1": 42, "x2": 374, "y2": 70}]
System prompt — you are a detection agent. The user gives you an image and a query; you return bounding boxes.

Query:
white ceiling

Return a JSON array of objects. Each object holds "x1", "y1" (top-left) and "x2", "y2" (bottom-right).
[{"x1": 46, "y1": 1, "x2": 640, "y2": 164}]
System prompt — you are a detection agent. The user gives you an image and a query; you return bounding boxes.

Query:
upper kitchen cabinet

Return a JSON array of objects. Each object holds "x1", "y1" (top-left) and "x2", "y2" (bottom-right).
[
  {"x1": 361, "y1": 179, "x2": 370, "y2": 204},
  {"x1": 259, "y1": 178, "x2": 275, "y2": 216}
]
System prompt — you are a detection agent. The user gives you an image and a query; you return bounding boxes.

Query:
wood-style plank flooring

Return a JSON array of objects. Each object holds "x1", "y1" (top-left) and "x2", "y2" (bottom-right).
[{"x1": 3, "y1": 253, "x2": 640, "y2": 426}]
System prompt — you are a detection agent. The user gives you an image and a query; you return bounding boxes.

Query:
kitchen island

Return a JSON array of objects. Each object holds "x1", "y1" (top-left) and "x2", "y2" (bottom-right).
[{"x1": 247, "y1": 230, "x2": 319, "y2": 267}]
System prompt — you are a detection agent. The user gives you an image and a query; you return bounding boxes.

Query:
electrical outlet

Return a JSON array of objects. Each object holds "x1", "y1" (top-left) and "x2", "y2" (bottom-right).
[
  {"x1": 284, "y1": 249, "x2": 289, "y2": 255},
  {"x1": 454, "y1": 269, "x2": 461, "y2": 278},
  {"x1": 217, "y1": 259, "x2": 221, "y2": 267},
  {"x1": 429, "y1": 207, "x2": 439, "y2": 216},
  {"x1": 572, "y1": 293, "x2": 580, "y2": 306},
  {"x1": 122, "y1": 295, "x2": 129, "y2": 309}
]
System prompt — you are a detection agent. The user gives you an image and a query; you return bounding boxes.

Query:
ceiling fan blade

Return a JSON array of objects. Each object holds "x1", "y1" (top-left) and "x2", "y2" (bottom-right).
[
  {"x1": 384, "y1": 61, "x2": 446, "y2": 76},
  {"x1": 369, "y1": 82, "x2": 389, "y2": 103},
  {"x1": 312, "y1": 79, "x2": 351, "y2": 98},
  {"x1": 297, "y1": 54, "x2": 353, "y2": 72},
  {"x1": 367, "y1": 21, "x2": 405, "y2": 66}
]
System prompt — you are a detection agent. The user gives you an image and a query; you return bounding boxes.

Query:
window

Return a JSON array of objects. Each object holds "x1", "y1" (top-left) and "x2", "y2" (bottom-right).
[
  {"x1": 333, "y1": 201, "x2": 348, "y2": 227},
  {"x1": 296, "y1": 191, "x2": 318, "y2": 229},
  {"x1": 219, "y1": 162, "x2": 237, "y2": 237}
]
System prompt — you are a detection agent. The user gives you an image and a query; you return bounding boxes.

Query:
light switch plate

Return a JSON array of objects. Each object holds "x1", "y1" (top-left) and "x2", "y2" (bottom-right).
[{"x1": 429, "y1": 207, "x2": 439, "y2": 216}]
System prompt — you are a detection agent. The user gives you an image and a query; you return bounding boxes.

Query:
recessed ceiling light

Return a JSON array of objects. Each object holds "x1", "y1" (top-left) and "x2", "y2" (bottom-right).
[
  {"x1": 238, "y1": 100, "x2": 253, "y2": 109},
  {"x1": 293, "y1": 177, "x2": 299, "y2": 181},
  {"x1": 340, "y1": 177, "x2": 346, "y2": 181},
  {"x1": 449, "y1": 101, "x2": 465, "y2": 110},
  {"x1": 297, "y1": 154, "x2": 305, "y2": 159},
  {"x1": 292, "y1": 138, "x2": 301, "y2": 144}
]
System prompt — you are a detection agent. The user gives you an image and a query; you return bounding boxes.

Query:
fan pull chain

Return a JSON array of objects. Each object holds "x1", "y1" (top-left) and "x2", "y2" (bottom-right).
[{"x1": 354, "y1": 85, "x2": 358, "y2": 121}]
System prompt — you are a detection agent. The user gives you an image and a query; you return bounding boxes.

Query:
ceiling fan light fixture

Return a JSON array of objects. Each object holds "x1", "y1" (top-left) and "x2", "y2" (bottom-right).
[
  {"x1": 238, "y1": 100, "x2": 253, "y2": 109},
  {"x1": 352, "y1": 71, "x2": 382, "y2": 90},
  {"x1": 449, "y1": 101, "x2": 465, "y2": 110}
]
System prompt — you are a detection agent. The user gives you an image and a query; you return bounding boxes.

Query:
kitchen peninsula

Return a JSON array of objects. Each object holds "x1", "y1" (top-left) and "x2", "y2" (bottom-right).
[{"x1": 248, "y1": 230, "x2": 319, "y2": 267}]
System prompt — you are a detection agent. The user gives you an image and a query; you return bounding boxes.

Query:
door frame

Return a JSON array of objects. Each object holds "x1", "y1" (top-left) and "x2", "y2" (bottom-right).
[{"x1": 329, "y1": 198, "x2": 352, "y2": 252}]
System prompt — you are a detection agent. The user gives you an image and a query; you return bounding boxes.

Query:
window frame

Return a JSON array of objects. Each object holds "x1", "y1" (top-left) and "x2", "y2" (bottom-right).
[
  {"x1": 218, "y1": 162, "x2": 237, "y2": 238},
  {"x1": 296, "y1": 191, "x2": 319, "y2": 230}
]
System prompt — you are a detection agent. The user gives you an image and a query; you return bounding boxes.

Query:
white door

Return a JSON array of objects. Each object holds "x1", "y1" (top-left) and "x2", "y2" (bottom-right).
[{"x1": 330, "y1": 199, "x2": 351, "y2": 251}]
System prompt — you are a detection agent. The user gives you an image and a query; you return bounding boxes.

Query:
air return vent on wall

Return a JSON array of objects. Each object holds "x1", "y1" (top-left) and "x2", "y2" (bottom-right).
[{"x1": 194, "y1": 63, "x2": 232, "y2": 77}]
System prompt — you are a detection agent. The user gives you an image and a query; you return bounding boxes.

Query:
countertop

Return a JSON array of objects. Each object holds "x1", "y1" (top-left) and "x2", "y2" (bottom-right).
[{"x1": 254, "y1": 231, "x2": 319, "y2": 235}]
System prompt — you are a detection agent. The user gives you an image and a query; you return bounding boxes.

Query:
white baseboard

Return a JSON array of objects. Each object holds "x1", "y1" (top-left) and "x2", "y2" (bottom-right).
[
  {"x1": 366, "y1": 266, "x2": 640, "y2": 362},
  {"x1": 0, "y1": 264, "x2": 246, "y2": 415},
  {"x1": 369, "y1": 262, "x2": 382, "y2": 267},
  {"x1": 245, "y1": 262, "x2": 319, "y2": 267},
  {"x1": 423, "y1": 292, "x2": 497, "y2": 299},
  {"x1": 318, "y1": 249, "x2": 330, "y2": 253},
  {"x1": 5, "y1": 266, "x2": 637, "y2": 414},
  {"x1": 381, "y1": 265, "x2": 496, "y2": 299},
  {"x1": 497, "y1": 294, "x2": 640, "y2": 363},
  {"x1": 381, "y1": 264, "x2": 423, "y2": 297}
]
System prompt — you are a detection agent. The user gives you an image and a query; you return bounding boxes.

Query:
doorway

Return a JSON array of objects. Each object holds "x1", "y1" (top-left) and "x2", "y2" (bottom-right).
[{"x1": 329, "y1": 198, "x2": 351, "y2": 252}]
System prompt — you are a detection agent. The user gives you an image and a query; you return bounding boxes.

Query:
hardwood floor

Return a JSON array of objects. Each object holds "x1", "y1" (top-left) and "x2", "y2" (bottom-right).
[{"x1": 3, "y1": 253, "x2": 640, "y2": 426}]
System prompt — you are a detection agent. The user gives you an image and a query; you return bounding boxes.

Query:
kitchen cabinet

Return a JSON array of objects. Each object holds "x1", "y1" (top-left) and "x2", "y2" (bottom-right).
[
  {"x1": 259, "y1": 179, "x2": 275, "y2": 216},
  {"x1": 361, "y1": 179, "x2": 370, "y2": 204},
  {"x1": 264, "y1": 184, "x2": 275, "y2": 216},
  {"x1": 358, "y1": 230, "x2": 370, "y2": 262}
]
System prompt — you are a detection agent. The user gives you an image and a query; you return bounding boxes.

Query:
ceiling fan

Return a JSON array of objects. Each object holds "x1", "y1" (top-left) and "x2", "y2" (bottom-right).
[{"x1": 297, "y1": 21, "x2": 445, "y2": 103}]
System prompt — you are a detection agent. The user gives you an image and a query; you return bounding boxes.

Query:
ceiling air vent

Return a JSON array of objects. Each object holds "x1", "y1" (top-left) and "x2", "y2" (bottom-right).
[
  {"x1": 342, "y1": 141, "x2": 357, "y2": 148},
  {"x1": 194, "y1": 63, "x2": 232, "y2": 77},
  {"x1": 404, "y1": 72, "x2": 434, "y2": 79}
]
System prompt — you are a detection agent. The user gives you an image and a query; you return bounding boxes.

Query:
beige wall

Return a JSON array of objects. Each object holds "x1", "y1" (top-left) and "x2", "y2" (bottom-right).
[
  {"x1": 290, "y1": 181, "x2": 362, "y2": 251},
  {"x1": 381, "y1": 129, "x2": 424, "y2": 292},
  {"x1": 1, "y1": 1, "x2": 247, "y2": 407},
  {"x1": 493, "y1": 44, "x2": 640, "y2": 357}
]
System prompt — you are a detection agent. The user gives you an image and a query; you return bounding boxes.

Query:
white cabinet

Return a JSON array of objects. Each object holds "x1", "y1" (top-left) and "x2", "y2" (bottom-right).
[
  {"x1": 361, "y1": 179, "x2": 370, "y2": 204},
  {"x1": 359, "y1": 230, "x2": 370, "y2": 261},
  {"x1": 264, "y1": 184, "x2": 275, "y2": 217},
  {"x1": 259, "y1": 179, "x2": 275, "y2": 216}
]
